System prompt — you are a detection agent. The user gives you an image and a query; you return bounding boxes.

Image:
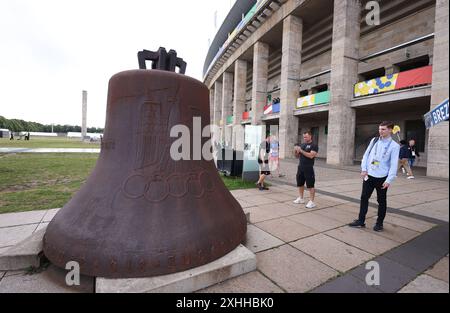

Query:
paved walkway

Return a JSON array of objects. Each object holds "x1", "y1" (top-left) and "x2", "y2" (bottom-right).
[
  {"x1": 0, "y1": 162, "x2": 448, "y2": 293},
  {"x1": 0, "y1": 148, "x2": 100, "y2": 154}
]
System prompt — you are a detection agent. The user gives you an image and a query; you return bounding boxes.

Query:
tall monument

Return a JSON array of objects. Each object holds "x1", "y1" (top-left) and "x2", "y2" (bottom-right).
[{"x1": 81, "y1": 90, "x2": 87, "y2": 139}]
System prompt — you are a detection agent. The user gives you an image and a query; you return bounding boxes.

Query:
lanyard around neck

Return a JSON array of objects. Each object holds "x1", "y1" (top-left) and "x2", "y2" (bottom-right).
[{"x1": 374, "y1": 137, "x2": 392, "y2": 158}]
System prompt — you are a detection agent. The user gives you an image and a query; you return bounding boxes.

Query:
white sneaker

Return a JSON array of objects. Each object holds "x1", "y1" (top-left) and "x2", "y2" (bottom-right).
[
  {"x1": 407, "y1": 176, "x2": 415, "y2": 179},
  {"x1": 306, "y1": 200, "x2": 316, "y2": 209},
  {"x1": 293, "y1": 197, "x2": 305, "y2": 204}
]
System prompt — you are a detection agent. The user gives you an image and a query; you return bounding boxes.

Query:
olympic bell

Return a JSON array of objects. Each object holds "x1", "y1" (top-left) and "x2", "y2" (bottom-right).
[{"x1": 43, "y1": 48, "x2": 247, "y2": 278}]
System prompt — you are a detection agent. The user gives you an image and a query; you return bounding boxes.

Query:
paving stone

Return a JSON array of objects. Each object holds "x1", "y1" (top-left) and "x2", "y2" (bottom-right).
[
  {"x1": 398, "y1": 274, "x2": 449, "y2": 293},
  {"x1": 381, "y1": 213, "x2": 435, "y2": 233},
  {"x1": 258, "y1": 202, "x2": 307, "y2": 218},
  {"x1": 291, "y1": 234, "x2": 374, "y2": 272},
  {"x1": 197, "y1": 271, "x2": 284, "y2": 293},
  {"x1": 230, "y1": 189, "x2": 256, "y2": 198},
  {"x1": 257, "y1": 245, "x2": 338, "y2": 293},
  {"x1": 387, "y1": 201, "x2": 410, "y2": 209},
  {"x1": 41, "y1": 208, "x2": 60, "y2": 223},
  {"x1": 389, "y1": 195, "x2": 428, "y2": 206},
  {"x1": 0, "y1": 265, "x2": 94, "y2": 293},
  {"x1": 311, "y1": 274, "x2": 381, "y2": 293},
  {"x1": 402, "y1": 200, "x2": 449, "y2": 222},
  {"x1": 383, "y1": 226, "x2": 449, "y2": 272},
  {"x1": 237, "y1": 198, "x2": 255, "y2": 209},
  {"x1": 325, "y1": 226, "x2": 400, "y2": 255},
  {"x1": 365, "y1": 218, "x2": 421, "y2": 244},
  {"x1": 280, "y1": 200, "x2": 313, "y2": 212},
  {"x1": 287, "y1": 212, "x2": 344, "y2": 232},
  {"x1": 315, "y1": 207, "x2": 361, "y2": 224},
  {"x1": 350, "y1": 256, "x2": 418, "y2": 293},
  {"x1": 255, "y1": 218, "x2": 318, "y2": 242},
  {"x1": 0, "y1": 210, "x2": 46, "y2": 228},
  {"x1": 244, "y1": 225, "x2": 284, "y2": 253},
  {"x1": 244, "y1": 207, "x2": 281, "y2": 223},
  {"x1": 425, "y1": 257, "x2": 449, "y2": 283},
  {"x1": 0, "y1": 224, "x2": 37, "y2": 248},
  {"x1": 336, "y1": 203, "x2": 378, "y2": 218},
  {"x1": 263, "y1": 192, "x2": 296, "y2": 202},
  {"x1": 239, "y1": 195, "x2": 279, "y2": 206}
]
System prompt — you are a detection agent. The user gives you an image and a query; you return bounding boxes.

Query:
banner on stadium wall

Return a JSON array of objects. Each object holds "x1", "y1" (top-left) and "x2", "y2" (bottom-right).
[
  {"x1": 296, "y1": 91, "x2": 330, "y2": 109},
  {"x1": 354, "y1": 66, "x2": 433, "y2": 97},
  {"x1": 424, "y1": 98, "x2": 449, "y2": 129}
]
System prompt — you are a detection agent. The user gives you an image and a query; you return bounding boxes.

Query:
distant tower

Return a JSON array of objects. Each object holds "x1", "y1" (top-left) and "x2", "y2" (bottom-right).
[{"x1": 82, "y1": 90, "x2": 87, "y2": 139}]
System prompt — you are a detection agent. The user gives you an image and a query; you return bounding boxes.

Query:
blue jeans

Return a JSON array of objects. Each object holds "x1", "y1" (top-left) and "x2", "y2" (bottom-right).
[{"x1": 408, "y1": 158, "x2": 415, "y2": 168}]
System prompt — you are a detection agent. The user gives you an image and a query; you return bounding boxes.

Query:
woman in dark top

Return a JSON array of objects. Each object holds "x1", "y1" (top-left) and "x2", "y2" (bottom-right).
[{"x1": 256, "y1": 137, "x2": 271, "y2": 191}]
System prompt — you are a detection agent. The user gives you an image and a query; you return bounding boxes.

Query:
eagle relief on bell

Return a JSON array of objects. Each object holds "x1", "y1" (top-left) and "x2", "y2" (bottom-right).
[{"x1": 43, "y1": 48, "x2": 247, "y2": 278}]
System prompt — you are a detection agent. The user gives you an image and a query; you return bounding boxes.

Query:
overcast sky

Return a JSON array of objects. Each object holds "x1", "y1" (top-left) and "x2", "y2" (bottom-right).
[{"x1": 0, "y1": 0, "x2": 233, "y2": 128}]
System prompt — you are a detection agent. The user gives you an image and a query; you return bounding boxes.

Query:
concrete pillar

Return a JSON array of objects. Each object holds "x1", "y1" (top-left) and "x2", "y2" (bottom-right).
[
  {"x1": 213, "y1": 81, "x2": 222, "y2": 145},
  {"x1": 427, "y1": 0, "x2": 449, "y2": 178},
  {"x1": 251, "y1": 41, "x2": 269, "y2": 125},
  {"x1": 327, "y1": 0, "x2": 360, "y2": 166},
  {"x1": 233, "y1": 60, "x2": 247, "y2": 151},
  {"x1": 81, "y1": 90, "x2": 87, "y2": 139},
  {"x1": 279, "y1": 15, "x2": 302, "y2": 159},
  {"x1": 222, "y1": 72, "x2": 233, "y2": 147},
  {"x1": 209, "y1": 88, "x2": 215, "y2": 125}
]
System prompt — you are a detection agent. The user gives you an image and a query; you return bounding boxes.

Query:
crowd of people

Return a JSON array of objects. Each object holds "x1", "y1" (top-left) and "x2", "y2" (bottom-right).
[{"x1": 255, "y1": 121, "x2": 420, "y2": 233}]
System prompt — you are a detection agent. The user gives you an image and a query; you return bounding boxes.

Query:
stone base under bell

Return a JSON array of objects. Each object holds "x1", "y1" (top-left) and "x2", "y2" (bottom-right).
[
  {"x1": 95, "y1": 245, "x2": 256, "y2": 293},
  {"x1": 0, "y1": 228, "x2": 46, "y2": 271}
]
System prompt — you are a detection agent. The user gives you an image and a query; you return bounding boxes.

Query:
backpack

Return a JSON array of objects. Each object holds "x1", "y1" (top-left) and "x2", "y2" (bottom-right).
[{"x1": 367, "y1": 137, "x2": 380, "y2": 156}]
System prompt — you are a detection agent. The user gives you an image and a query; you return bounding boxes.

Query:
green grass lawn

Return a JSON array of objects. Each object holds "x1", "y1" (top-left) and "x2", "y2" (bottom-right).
[
  {"x1": 0, "y1": 137, "x2": 100, "y2": 149},
  {"x1": 0, "y1": 153, "x2": 254, "y2": 214}
]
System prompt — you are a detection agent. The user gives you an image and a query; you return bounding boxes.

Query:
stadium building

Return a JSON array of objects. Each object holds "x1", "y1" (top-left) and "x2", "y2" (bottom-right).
[{"x1": 203, "y1": 0, "x2": 449, "y2": 178}]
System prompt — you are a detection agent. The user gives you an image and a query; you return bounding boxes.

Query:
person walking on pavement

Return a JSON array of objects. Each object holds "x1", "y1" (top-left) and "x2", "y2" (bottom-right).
[
  {"x1": 293, "y1": 131, "x2": 318, "y2": 209},
  {"x1": 349, "y1": 121, "x2": 400, "y2": 232},
  {"x1": 408, "y1": 139, "x2": 420, "y2": 169},
  {"x1": 256, "y1": 136, "x2": 271, "y2": 191},
  {"x1": 398, "y1": 140, "x2": 415, "y2": 179},
  {"x1": 269, "y1": 134, "x2": 285, "y2": 178}
]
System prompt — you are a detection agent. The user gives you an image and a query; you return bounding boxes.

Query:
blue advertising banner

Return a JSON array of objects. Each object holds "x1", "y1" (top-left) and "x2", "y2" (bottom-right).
[{"x1": 424, "y1": 98, "x2": 449, "y2": 129}]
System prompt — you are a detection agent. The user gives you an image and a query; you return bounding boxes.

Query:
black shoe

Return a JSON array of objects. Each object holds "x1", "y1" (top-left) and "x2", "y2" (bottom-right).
[
  {"x1": 348, "y1": 220, "x2": 366, "y2": 228},
  {"x1": 373, "y1": 224, "x2": 384, "y2": 232}
]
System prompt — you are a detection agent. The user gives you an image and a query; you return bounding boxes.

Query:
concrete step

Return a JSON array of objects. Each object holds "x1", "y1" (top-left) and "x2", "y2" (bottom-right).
[
  {"x1": 96, "y1": 244, "x2": 257, "y2": 293},
  {"x1": 0, "y1": 227, "x2": 47, "y2": 271}
]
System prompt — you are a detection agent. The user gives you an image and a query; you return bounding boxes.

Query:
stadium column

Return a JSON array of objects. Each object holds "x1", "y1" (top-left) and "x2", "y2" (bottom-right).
[
  {"x1": 209, "y1": 87, "x2": 215, "y2": 127},
  {"x1": 279, "y1": 15, "x2": 302, "y2": 159},
  {"x1": 233, "y1": 59, "x2": 247, "y2": 151},
  {"x1": 251, "y1": 41, "x2": 269, "y2": 126},
  {"x1": 427, "y1": 0, "x2": 449, "y2": 178},
  {"x1": 213, "y1": 80, "x2": 223, "y2": 146},
  {"x1": 221, "y1": 72, "x2": 233, "y2": 147},
  {"x1": 327, "y1": 0, "x2": 360, "y2": 166}
]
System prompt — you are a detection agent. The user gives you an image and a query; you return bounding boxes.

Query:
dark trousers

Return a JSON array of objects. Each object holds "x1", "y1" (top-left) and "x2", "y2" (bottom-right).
[{"x1": 358, "y1": 176, "x2": 388, "y2": 225}]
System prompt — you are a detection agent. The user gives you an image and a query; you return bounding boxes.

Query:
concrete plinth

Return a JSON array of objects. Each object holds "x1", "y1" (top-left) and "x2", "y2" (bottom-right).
[
  {"x1": 0, "y1": 227, "x2": 46, "y2": 271},
  {"x1": 96, "y1": 245, "x2": 256, "y2": 293}
]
